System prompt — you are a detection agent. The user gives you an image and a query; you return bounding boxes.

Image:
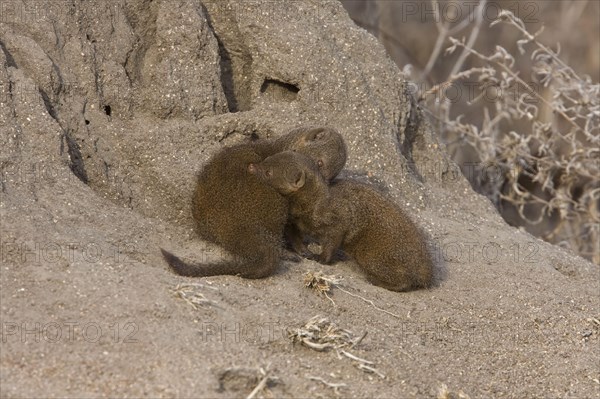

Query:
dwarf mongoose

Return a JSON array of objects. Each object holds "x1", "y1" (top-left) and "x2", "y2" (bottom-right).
[
  {"x1": 161, "y1": 126, "x2": 347, "y2": 278},
  {"x1": 254, "y1": 125, "x2": 347, "y2": 183},
  {"x1": 250, "y1": 151, "x2": 434, "y2": 291}
]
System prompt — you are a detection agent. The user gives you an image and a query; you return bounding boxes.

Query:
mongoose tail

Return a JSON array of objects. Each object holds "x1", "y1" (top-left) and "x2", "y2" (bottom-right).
[{"x1": 160, "y1": 248, "x2": 279, "y2": 279}]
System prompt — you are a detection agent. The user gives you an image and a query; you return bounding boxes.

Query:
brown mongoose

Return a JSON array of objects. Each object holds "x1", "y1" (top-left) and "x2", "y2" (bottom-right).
[
  {"x1": 161, "y1": 126, "x2": 347, "y2": 278},
  {"x1": 253, "y1": 125, "x2": 347, "y2": 183},
  {"x1": 249, "y1": 151, "x2": 434, "y2": 291}
]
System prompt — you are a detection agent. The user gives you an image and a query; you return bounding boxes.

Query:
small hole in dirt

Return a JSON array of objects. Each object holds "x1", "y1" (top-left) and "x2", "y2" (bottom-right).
[
  {"x1": 85, "y1": 120, "x2": 90, "y2": 125},
  {"x1": 103, "y1": 105, "x2": 111, "y2": 116},
  {"x1": 260, "y1": 79, "x2": 299, "y2": 94},
  {"x1": 260, "y1": 79, "x2": 299, "y2": 103}
]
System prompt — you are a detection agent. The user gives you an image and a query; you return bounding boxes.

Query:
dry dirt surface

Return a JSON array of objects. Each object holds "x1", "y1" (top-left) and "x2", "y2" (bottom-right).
[{"x1": 0, "y1": 1, "x2": 598, "y2": 398}]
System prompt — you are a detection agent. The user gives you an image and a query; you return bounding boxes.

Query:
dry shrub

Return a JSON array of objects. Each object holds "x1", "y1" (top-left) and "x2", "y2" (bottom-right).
[
  {"x1": 421, "y1": 6, "x2": 599, "y2": 264},
  {"x1": 343, "y1": 1, "x2": 599, "y2": 264}
]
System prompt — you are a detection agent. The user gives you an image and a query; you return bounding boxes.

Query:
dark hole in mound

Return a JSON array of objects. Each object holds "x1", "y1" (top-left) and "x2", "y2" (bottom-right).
[
  {"x1": 103, "y1": 105, "x2": 111, "y2": 116},
  {"x1": 260, "y1": 79, "x2": 299, "y2": 103}
]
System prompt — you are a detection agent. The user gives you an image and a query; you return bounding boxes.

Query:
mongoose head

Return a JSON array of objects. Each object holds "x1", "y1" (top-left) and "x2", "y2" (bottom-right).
[
  {"x1": 248, "y1": 151, "x2": 319, "y2": 195},
  {"x1": 281, "y1": 126, "x2": 347, "y2": 182}
]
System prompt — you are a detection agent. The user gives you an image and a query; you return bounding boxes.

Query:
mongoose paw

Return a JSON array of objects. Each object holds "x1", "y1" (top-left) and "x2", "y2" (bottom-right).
[
  {"x1": 294, "y1": 244, "x2": 318, "y2": 260},
  {"x1": 317, "y1": 253, "x2": 333, "y2": 265},
  {"x1": 290, "y1": 242, "x2": 309, "y2": 255},
  {"x1": 281, "y1": 251, "x2": 302, "y2": 263},
  {"x1": 300, "y1": 250, "x2": 319, "y2": 261}
]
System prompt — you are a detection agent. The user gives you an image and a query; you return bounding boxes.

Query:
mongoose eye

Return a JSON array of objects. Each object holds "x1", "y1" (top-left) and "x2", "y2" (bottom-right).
[
  {"x1": 317, "y1": 159, "x2": 324, "y2": 167},
  {"x1": 265, "y1": 169, "x2": 272, "y2": 178}
]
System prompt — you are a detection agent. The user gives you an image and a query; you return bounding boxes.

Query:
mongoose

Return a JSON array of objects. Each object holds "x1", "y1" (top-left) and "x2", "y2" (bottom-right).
[
  {"x1": 161, "y1": 126, "x2": 347, "y2": 278},
  {"x1": 249, "y1": 151, "x2": 434, "y2": 291},
  {"x1": 253, "y1": 125, "x2": 347, "y2": 183}
]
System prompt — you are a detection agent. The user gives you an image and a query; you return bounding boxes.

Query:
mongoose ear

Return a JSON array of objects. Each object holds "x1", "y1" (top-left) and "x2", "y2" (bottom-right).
[
  {"x1": 312, "y1": 127, "x2": 327, "y2": 140},
  {"x1": 292, "y1": 170, "x2": 306, "y2": 190},
  {"x1": 305, "y1": 127, "x2": 325, "y2": 141}
]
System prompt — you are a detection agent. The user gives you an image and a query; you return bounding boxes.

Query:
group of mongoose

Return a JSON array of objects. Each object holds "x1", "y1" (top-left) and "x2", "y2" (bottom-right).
[{"x1": 161, "y1": 126, "x2": 434, "y2": 292}]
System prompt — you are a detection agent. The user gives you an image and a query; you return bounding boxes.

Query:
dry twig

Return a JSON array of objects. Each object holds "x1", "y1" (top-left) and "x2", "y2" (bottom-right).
[
  {"x1": 171, "y1": 283, "x2": 218, "y2": 309},
  {"x1": 307, "y1": 376, "x2": 347, "y2": 395},
  {"x1": 303, "y1": 271, "x2": 402, "y2": 319}
]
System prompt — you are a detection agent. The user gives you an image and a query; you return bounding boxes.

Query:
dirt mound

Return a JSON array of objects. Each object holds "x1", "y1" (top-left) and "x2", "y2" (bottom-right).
[{"x1": 1, "y1": 1, "x2": 597, "y2": 397}]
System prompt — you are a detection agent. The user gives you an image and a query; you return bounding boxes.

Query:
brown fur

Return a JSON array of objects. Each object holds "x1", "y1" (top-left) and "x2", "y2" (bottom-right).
[
  {"x1": 265, "y1": 126, "x2": 347, "y2": 183},
  {"x1": 161, "y1": 126, "x2": 347, "y2": 278},
  {"x1": 250, "y1": 151, "x2": 434, "y2": 291}
]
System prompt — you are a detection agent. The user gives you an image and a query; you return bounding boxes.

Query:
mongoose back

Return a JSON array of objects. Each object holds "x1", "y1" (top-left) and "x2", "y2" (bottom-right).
[
  {"x1": 161, "y1": 126, "x2": 347, "y2": 278},
  {"x1": 250, "y1": 151, "x2": 434, "y2": 291}
]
